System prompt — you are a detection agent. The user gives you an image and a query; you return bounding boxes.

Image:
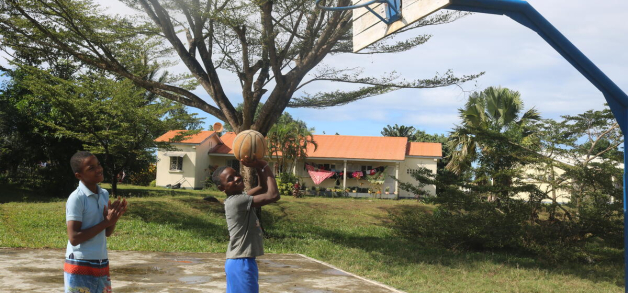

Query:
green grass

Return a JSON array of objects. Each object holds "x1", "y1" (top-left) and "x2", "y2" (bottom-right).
[{"x1": 0, "y1": 183, "x2": 623, "y2": 292}]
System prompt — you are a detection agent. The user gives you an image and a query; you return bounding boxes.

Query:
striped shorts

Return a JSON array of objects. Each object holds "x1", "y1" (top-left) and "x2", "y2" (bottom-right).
[{"x1": 64, "y1": 258, "x2": 111, "y2": 293}]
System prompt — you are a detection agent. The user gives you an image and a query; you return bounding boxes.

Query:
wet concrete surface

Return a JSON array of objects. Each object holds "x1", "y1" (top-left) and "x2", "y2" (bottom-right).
[{"x1": 0, "y1": 248, "x2": 404, "y2": 292}]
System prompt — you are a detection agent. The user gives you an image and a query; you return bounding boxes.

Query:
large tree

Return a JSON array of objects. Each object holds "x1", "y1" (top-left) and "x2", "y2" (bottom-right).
[
  {"x1": 0, "y1": 67, "x2": 84, "y2": 195},
  {"x1": 555, "y1": 107, "x2": 623, "y2": 209},
  {"x1": 1, "y1": 0, "x2": 481, "y2": 187},
  {"x1": 1, "y1": 0, "x2": 480, "y2": 134}
]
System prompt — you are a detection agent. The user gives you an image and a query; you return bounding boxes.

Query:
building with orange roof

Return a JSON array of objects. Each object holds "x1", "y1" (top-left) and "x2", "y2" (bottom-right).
[
  {"x1": 154, "y1": 130, "x2": 222, "y2": 189},
  {"x1": 155, "y1": 130, "x2": 442, "y2": 197}
]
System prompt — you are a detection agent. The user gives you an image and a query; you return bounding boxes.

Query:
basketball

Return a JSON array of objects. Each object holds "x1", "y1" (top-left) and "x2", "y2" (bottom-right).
[{"x1": 232, "y1": 130, "x2": 267, "y2": 161}]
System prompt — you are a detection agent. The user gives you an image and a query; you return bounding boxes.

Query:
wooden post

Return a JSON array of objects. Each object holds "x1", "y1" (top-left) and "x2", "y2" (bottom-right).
[
  {"x1": 343, "y1": 160, "x2": 347, "y2": 190},
  {"x1": 395, "y1": 162, "x2": 399, "y2": 199}
]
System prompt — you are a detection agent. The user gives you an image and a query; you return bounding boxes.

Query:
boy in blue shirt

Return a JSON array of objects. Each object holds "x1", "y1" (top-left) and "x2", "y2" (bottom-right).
[
  {"x1": 64, "y1": 151, "x2": 127, "y2": 293},
  {"x1": 212, "y1": 157, "x2": 280, "y2": 293}
]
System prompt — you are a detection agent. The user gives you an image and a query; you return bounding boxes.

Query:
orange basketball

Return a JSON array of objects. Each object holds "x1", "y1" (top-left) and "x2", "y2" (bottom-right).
[{"x1": 232, "y1": 130, "x2": 267, "y2": 161}]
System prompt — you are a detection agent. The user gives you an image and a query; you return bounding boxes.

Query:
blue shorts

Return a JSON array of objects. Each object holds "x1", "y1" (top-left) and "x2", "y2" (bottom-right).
[{"x1": 225, "y1": 258, "x2": 258, "y2": 293}]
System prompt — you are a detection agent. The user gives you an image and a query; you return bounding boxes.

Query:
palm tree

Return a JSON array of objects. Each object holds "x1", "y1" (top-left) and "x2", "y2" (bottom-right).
[
  {"x1": 446, "y1": 87, "x2": 541, "y2": 179},
  {"x1": 292, "y1": 124, "x2": 318, "y2": 171},
  {"x1": 381, "y1": 124, "x2": 416, "y2": 138},
  {"x1": 267, "y1": 120, "x2": 317, "y2": 174}
]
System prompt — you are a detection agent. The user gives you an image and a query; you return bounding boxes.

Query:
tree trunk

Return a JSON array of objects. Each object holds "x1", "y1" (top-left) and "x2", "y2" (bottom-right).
[
  {"x1": 242, "y1": 165, "x2": 256, "y2": 190},
  {"x1": 111, "y1": 174, "x2": 118, "y2": 196},
  {"x1": 549, "y1": 165, "x2": 557, "y2": 220},
  {"x1": 242, "y1": 165, "x2": 264, "y2": 232}
]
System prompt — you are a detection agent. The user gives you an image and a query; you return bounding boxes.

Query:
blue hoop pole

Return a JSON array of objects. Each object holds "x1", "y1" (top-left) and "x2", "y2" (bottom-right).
[
  {"x1": 445, "y1": 0, "x2": 628, "y2": 290},
  {"x1": 316, "y1": 0, "x2": 628, "y2": 288},
  {"x1": 446, "y1": 0, "x2": 628, "y2": 131}
]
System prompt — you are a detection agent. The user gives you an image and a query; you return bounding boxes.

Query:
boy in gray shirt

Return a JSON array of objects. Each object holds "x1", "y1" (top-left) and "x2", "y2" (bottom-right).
[{"x1": 212, "y1": 158, "x2": 280, "y2": 293}]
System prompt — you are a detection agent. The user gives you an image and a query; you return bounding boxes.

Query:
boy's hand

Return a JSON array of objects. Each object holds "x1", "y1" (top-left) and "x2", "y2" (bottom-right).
[
  {"x1": 240, "y1": 156, "x2": 267, "y2": 169},
  {"x1": 104, "y1": 197, "x2": 128, "y2": 226},
  {"x1": 118, "y1": 197, "x2": 128, "y2": 216}
]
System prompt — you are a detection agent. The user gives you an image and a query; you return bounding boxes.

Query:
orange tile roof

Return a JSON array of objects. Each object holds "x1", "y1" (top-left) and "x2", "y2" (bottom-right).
[
  {"x1": 208, "y1": 132, "x2": 442, "y2": 159},
  {"x1": 155, "y1": 130, "x2": 216, "y2": 144},
  {"x1": 306, "y1": 135, "x2": 408, "y2": 161},
  {"x1": 407, "y1": 142, "x2": 442, "y2": 157},
  {"x1": 212, "y1": 132, "x2": 237, "y2": 154}
]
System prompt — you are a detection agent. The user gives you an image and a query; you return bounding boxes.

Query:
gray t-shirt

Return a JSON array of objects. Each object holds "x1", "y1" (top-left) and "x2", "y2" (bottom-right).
[{"x1": 224, "y1": 192, "x2": 264, "y2": 259}]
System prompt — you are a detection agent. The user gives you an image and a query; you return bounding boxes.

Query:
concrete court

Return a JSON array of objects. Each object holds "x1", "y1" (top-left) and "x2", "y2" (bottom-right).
[{"x1": 0, "y1": 248, "x2": 404, "y2": 292}]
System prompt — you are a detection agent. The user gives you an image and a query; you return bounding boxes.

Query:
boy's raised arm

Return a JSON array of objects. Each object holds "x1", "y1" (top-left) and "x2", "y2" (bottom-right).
[{"x1": 243, "y1": 159, "x2": 280, "y2": 207}]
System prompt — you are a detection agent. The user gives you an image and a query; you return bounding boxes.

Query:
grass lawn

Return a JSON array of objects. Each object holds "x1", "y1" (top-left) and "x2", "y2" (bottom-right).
[{"x1": 0, "y1": 183, "x2": 623, "y2": 292}]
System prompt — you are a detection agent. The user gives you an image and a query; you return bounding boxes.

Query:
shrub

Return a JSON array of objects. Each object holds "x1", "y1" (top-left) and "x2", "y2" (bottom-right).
[
  {"x1": 390, "y1": 165, "x2": 624, "y2": 263},
  {"x1": 149, "y1": 180, "x2": 156, "y2": 187},
  {"x1": 276, "y1": 173, "x2": 298, "y2": 197},
  {"x1": 0, "y1": 163, "x2": 76, "y2": 197},
  {"x1": 127, "y1": 164, "x2": 156, "y2": 186}
]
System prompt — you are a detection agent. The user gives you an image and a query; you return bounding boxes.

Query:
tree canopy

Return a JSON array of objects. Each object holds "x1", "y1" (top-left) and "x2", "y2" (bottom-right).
[
  {"x1": 447, "y1": 86, "x2": 541, "y2": 176},
  {"x1": 1, "y1": 0, "x2": 481, "y2": 136},
  {"x1": 267, "y1": 115, "x2": 317, "y2": 174},
  {"x1": 0, "y1": 64, "x2": 202, "y2": 195},
  {"x1": 381, "y1": 124, "x2": 416, "y2": 138}
]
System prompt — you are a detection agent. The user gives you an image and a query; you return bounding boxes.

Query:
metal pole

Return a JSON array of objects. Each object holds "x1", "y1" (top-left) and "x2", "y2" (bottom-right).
[
  {"x1": 445, "y1": 0, "x2": 628, "y2": 289},
  {"x1": 343, "y1": 160, "x2": 347, "y2": 191},
  {"x1": 625, "y1": 139, "x2": 628, "y2": 290}
]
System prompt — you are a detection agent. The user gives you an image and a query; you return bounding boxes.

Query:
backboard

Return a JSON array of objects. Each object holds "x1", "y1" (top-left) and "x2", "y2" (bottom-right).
[{"x1": 352, "y1": 0, "x2": 451, "y2": 52}]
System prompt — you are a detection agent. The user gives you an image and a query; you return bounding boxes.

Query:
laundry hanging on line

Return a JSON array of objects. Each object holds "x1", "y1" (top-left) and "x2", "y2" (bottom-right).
[
  {"x1": 307, "y1": 169, "x2": 335, "y2": 185},
  {"x1": 304, "y1": 163, "x2": 387, "y2": 183}
]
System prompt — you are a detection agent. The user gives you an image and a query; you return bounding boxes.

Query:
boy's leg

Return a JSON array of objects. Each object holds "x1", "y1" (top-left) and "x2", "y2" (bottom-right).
[{"x1": 225, "y1": 258, "x2": 259, "y2": 293}]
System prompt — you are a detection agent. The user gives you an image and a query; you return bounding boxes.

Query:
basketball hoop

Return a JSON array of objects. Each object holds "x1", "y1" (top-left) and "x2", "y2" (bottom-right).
[
  {"x1": 318, "y1": 0, "x2": 452, "y2": 52},
  {"x1": 315, "y1": 0, "x2": 401, "y2": 24}
]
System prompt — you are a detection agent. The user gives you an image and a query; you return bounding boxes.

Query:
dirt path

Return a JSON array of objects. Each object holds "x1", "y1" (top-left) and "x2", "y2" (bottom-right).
[{"x1": 0, "y1": 248, "x2": 403, "y2": 292}]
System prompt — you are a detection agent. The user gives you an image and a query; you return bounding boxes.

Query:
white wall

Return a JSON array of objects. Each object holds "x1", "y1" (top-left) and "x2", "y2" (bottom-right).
[
  {"x1": 517, "y1": 164, "x2": 571, "y2": 203},
  {"x1": 155, "y1": 135, "x2": 222, "y2": 189},
  {"x1": 192, "y1": 136, "x2": 219, "y2": 189},
  {"x1": 155, "y1": 144, "x2": 196, "y2": 189},
  {"x1": 398, "y1": 157, "x2": 438, "y2": 198}
]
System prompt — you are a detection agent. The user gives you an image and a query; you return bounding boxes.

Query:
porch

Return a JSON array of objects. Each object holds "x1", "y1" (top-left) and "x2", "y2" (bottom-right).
[{"x1": 294, "y1": 158, "x2": 403, "y2": 198}]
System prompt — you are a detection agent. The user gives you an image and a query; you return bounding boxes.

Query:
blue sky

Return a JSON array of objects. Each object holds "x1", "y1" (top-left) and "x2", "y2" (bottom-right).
[
  {"x1": 195, "y1": 0, "x2": 628, "y2": 136},
  {"x1": 4, "y1": 0, "x2": 627, "y2": 137}
]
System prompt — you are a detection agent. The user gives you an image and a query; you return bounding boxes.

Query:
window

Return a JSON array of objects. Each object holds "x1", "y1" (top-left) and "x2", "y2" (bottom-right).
[
  {"x1": 321, "y1": 163, "x2": 335, "y2": 171},
  {"x1": 170, "y1": 157, "x2": 183, "y2": 171},
  {"x1": 227, "y1": 159, "x2": 240, "y2": 173},
  {"x1": 407, "y1": 169, "x2": 419, "y2": 175},
  {"x1": 361, "y1": 165, "x2": 373, "y2": 172},
  {"x1": 304, "y1": 163, "x2": 336, "y2": 171}
]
